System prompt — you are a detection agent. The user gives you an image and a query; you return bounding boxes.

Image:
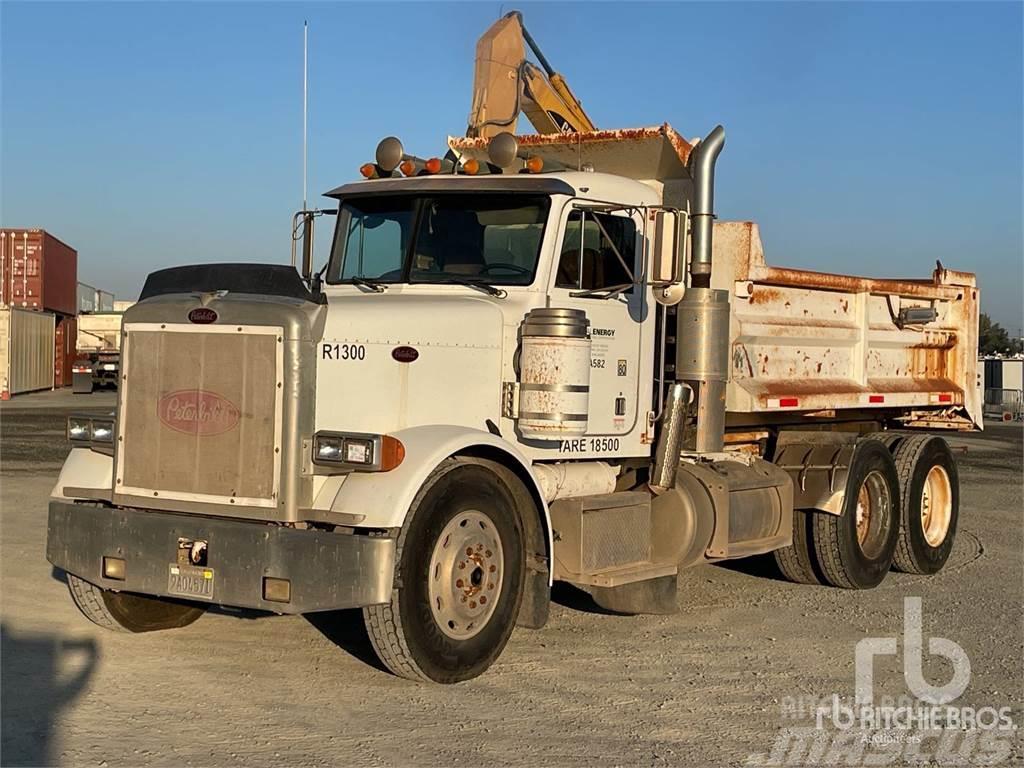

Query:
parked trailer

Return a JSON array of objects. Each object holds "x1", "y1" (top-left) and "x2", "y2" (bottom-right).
[
  {"x1": 74, "y1": 312, "x2": 124, "y2": 393},
  {"x1": 47, "y1": 124, "x2": 978, "y2": 683},
  {"x1": 54, "y1": 314, "x2": 77, "y2": 388},
  {"x1": 1, "y1": 307, "x2": 55, "y2": 398},
  {"x1": 0, "y1": 229, "x2": 77, "y2": 315}
]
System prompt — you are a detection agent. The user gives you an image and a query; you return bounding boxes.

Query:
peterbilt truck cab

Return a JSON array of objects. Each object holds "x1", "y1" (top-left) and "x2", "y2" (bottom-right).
[{"x1": 47, "y1": 125, "x2": 978, "y2": 683}]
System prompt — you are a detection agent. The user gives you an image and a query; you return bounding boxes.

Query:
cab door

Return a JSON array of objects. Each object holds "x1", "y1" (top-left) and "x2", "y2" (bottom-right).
[{"x1": 547, "y1": 205, "x2": 649, "y2": 448}]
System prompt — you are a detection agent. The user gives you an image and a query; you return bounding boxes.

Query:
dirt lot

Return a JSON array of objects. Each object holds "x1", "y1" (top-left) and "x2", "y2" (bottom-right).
[{"x1": 2, "y1": 391, "x2": 1021, "y2": 767}]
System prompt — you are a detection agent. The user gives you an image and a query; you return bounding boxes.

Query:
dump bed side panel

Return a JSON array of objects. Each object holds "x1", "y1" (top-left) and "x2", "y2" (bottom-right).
[{"x1": 712, "y1": 222, "x2": 980, "y2": 430}]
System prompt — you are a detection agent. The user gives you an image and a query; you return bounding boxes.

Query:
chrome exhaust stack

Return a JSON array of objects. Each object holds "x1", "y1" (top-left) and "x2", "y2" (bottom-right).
[
  {"x1": 678, "y1": 126, "x2": 729, "y2": 454},
  {"x1": 686, "y1": 125, "x2": 725, "y2": 290}
]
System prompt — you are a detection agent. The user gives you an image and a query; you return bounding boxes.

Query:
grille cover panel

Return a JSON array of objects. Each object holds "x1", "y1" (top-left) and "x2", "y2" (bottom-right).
[{"x1": 117, "y1": 324, "x2": 282, "y2": 507}]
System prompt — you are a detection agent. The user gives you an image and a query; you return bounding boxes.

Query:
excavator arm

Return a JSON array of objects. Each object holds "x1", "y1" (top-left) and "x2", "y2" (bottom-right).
[{"x1": 467, "y1": 11, "x2": 596, "y2": 138}]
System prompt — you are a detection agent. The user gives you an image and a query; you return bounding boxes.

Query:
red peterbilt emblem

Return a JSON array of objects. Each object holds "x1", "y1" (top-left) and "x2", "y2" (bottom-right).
[
  {"x1": 158, "y1": 389, "x2": 240, "y2": 436},
  {"x1": 188, "y1": 307, "x2": 218, "y2": 324}
]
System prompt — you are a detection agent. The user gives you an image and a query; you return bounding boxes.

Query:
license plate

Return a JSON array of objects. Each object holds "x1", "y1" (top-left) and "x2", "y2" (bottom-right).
[
  {"x1": 168, "y1": 564, "x2": 215, "y2": 600},
  {"x1": 102, "y1": 364, "x2": 117, "y2": 371}
]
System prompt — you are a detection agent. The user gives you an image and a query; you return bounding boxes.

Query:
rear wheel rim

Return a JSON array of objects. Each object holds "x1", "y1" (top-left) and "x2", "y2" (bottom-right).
[
  {"x1": 855, "y1": 470, "x2": 893, "y2": 559},
  {"x1": 921, "y1": 464, "x2": 953, "y2": 547},
  {"x1": 427, "y1": 510, "x2": 504, "y2": 641}
]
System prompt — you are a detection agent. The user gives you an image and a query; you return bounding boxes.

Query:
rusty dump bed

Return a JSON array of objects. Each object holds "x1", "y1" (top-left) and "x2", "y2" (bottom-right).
[{"x1": 712, "y1": 222, "x2": 979, "y2": 430}]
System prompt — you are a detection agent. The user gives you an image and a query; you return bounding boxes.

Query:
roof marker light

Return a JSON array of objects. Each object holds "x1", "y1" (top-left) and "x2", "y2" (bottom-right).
[
  {"x1": 425, "y1": 158, "x2": 442, "y2": 174},
  {"x1": 525, "y1": 156, "x2": 544, "y2": 173},
  {"x1": 463, "y1": 158, "x2": 480, "y2": 175},
  {"x1": 359, "y1": 163, "x2": 377, "y2": 179}
]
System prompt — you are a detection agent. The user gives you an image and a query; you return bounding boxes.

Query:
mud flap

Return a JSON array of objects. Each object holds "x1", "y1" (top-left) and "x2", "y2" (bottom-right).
[
  {"x1": 590, "y1": 573, "x2": 679, "y2": 615},
  {"x1": 516, "y1": 558, "x2": 551, "y2": 629}
]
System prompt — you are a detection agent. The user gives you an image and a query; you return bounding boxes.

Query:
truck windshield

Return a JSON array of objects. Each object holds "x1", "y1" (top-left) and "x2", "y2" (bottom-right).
[{"x1": 325, "y1": 193, "x2": 549, "y2": 287}]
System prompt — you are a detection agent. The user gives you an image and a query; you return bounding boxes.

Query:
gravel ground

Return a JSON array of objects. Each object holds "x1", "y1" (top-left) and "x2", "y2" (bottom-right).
[{"x1": 1, "y1": 391, "x2": 1021, "y2": 767}]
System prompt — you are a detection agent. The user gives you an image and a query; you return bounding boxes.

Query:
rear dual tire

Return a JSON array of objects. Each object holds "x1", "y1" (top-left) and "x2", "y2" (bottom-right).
[
  {"x1": 811, "y1": 439, "x2": 901, "y2": 589},
  {"x1": 776, "y1": 435, "x2": 959, "y2": 588},
  {"x1": 888, "y1": 435, "x2": 958, "y2": 574}
]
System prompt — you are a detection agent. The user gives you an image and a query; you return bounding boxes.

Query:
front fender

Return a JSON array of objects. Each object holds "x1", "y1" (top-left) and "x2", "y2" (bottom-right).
[
  {"x1": 313, "y1": 425, "x2": 552, "y2": 577},
  {"x1": 51, "y1": 448, "x2": 113, "y2": 500}
]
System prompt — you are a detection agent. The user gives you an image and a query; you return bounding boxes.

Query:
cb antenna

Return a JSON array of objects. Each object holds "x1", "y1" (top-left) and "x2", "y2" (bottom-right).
[{"x1": 302, "y1": 19, "x2": 308, "y2": 211}]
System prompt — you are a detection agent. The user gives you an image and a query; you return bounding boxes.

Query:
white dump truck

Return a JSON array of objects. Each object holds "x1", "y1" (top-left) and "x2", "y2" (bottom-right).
[
  {"x1": 47, "y1": 124, "x2": 979, "y2": 683},
  {"x1": 73, "y1": 310, "x2": 127, "y2": 393}
]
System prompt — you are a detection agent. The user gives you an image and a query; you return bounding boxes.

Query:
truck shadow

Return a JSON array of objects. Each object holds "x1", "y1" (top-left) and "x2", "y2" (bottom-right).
[
  {"x1": 0, "y1": 623, "x2": 99, "y2": 767},
  {"x1": 304, "y1": 610, "x2": 390, "y2": 673},
  {"x1": 713, "y1": 554, "x2": 789, "y2": 582},
  {"x1": 549, "y1": 582, "x2": 620, "y2": 615}
]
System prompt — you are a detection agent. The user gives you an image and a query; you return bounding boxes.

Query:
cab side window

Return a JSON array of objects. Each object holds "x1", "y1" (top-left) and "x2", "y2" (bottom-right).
[{"x1": 556, "y1": 210, "x2": 636, "y2": 291}]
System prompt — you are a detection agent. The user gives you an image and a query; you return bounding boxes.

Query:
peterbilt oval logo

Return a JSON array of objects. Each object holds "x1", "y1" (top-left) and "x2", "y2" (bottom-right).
[
  {"x1": 158, "y1": 389, "x2": 240, "y2": 436},
  {"x1": 392, "y1": 346, "x2": 419, "y2": 363},
  {"x1": 188, "y1": 307, "x2": 218, "y2": 324}
]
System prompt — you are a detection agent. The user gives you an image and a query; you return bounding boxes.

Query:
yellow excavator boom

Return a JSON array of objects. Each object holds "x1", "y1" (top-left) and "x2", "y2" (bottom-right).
[{"x1": 467, "y1": 11, "x2": 596, "y2": 138}]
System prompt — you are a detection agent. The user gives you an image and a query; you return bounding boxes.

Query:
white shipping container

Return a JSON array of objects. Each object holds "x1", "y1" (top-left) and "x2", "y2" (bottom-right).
[
  {"x1": 0, "y1": 307, "x2": 55, "y2": 397},
  {"x1": 1002, "y1": 359, "x2": 1024, "y2": 392},
  {"x1": 77, "y1": 282, "x2": 97, "y2": 313},
  {"x1": 96, "y1": 290, "x2": 115, "y2": 312}
]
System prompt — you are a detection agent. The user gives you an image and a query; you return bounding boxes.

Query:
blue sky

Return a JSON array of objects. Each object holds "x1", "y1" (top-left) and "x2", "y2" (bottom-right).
[{"x1": 2, "y1": 2, "x2": 1021, "y2": 329}]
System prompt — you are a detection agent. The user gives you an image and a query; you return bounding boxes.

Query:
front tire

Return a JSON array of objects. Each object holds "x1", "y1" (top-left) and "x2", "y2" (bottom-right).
[
  {"x1": 890, "y1": 435, "x2": 959, "y2": 574},
  {"x1": 812, "y1": 440, "x2": 900, "y2": 589},
  {"x1": 363, "y1": 459, "x2": 527, "y2": 683},
  {"x1": 67, "y1": 574, "x2": 206, "y2": 632}
]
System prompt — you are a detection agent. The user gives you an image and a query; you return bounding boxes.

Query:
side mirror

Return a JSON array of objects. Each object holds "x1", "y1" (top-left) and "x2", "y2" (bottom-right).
[
  {"x1": 291, "y1": 211, "x2": 316, "y2": 280},
  {"x1": 300, "y1": 212, "x2": 314, "y2": 280},
  {"x1": 650, "y1": 209, "x2": 686, "y2": 305}
]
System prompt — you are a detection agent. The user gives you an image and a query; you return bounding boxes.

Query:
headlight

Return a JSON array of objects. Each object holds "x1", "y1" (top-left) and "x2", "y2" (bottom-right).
[
  {"x1": 67, "y1": 416, "x2": 91, "y2": 442},
  {"x1": 315, "y1": 435, "x2": 344, "y2": 462},
  {"x1": 90, "y1": 419, "x2": 115, "y2": 443},
  {"x1": 68, "y1": 415, "x2": 116, "y2": 445},
  {"x1": 312, "y1": 432, "x2": 403, "y2": 471}
]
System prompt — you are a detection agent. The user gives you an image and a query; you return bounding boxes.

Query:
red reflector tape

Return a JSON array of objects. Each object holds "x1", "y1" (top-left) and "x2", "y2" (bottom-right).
[
  {"x1": 938, "y1": 393, "x2": 952, "y2": 403},
  {"x1": 768, "y1": 397, "x2": 800, "y2": 408},
  {"x1": 869, "y1": 395, "x2": 885, "y2": 403}
]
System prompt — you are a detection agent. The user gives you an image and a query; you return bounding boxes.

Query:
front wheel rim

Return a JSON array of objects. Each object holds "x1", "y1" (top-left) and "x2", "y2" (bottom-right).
[
  {"x1": 921, "y1": 465, "x2": 953, "y2": 547},
  {"x1": 427, "y1": 510, "x2": 504, "y2": 640}
]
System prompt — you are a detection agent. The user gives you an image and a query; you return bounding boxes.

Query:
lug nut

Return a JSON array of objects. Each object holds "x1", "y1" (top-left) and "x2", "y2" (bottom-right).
[
  {"x1": 480, "y1": 596, "x2": 487, "y2": 604},
  {"x1": 456, "y1": 579, "x2": 464, "y2": 588}
]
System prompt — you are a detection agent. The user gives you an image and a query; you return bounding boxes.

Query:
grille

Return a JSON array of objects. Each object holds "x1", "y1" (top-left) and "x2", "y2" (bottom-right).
[{"x1": 116, "y1": 323, "x2": 283, "y2": 508}]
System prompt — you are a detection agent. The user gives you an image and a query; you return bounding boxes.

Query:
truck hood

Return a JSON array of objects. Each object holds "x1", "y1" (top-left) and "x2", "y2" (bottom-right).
[{"x1": 314, "y1": 291, "x2": 506, "y2": 434}]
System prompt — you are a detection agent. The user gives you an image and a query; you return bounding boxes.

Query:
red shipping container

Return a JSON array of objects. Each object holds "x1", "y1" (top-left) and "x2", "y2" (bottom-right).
[
  {"x1": 54, "y1": 313, "x2": 77, "y2": 388},
  {"x1": 0, "y1": 229, "x2": 78, "y2": 315}
]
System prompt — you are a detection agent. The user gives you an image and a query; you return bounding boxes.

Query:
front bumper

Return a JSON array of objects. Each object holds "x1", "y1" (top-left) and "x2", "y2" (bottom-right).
[{"x1": 47, "y1": 500, "x2": 395, "y2": 614}]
